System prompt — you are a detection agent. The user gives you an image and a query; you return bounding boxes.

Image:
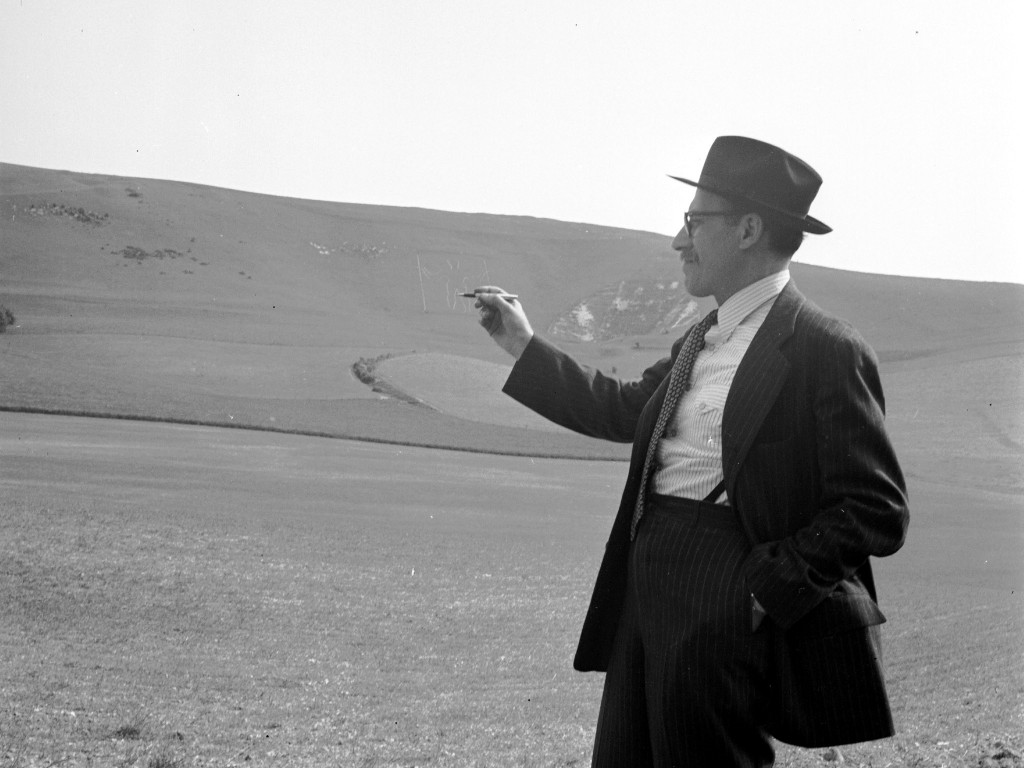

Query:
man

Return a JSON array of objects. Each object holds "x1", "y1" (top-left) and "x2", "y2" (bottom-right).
[{"x1": 473, "y1": 136, "x2": 909, "y2": 767}]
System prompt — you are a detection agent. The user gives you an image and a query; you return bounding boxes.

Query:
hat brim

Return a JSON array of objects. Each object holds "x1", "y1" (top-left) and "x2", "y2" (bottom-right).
[{"x1": 669, "y1": 174, "x2": 832, "y2": 235}]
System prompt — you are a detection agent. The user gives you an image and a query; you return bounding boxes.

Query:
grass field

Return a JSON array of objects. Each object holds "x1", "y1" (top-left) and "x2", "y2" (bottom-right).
[
  {"x1": 2, "y1": 413, "x2": 1021, "y2": 767},
  {"x1": 1, "y1": 414, "x2": 618, "y2": 767}
]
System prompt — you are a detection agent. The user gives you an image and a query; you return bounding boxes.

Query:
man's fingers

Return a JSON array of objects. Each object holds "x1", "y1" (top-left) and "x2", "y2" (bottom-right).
[
  {"x1": 477, "y1": 302, "x2": 504, "y2": 336},
  {"x1": 471, "y1": 286, "x2": 518, "y2": 304},
  {"x1": 474, "y1": 293, "x2": 508, "y2": 315},
  {"x1": 473, "y1": 291, "x2": 517, "y2": 338},
  {"x1": 470, "y1": 285, "x2": 533, "y2": 359},
  {"x1": 475, "y1": 291, "x2": 506, "y2": 306}
]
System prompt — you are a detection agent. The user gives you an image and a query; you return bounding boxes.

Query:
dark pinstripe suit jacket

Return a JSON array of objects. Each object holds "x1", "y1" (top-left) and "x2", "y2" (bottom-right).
[{"x1": 503, "y1": 280, "x2": 910, "y2": 747}]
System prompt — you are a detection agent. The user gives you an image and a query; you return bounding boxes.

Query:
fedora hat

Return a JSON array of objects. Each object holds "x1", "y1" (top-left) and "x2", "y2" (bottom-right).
[{"x1": 670, "y1": 136, "x2": 832, "y2": 235}]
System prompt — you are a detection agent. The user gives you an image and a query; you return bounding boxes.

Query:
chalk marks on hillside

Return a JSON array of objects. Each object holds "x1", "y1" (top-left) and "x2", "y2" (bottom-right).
[
  {"x1": 550, "y1": 280, "x2": 700, "y2": 342},
  {"x1": 309, "y1": 240, "x2": 389, "y2": 259},
  {"x1": 414, "y1": 253, "x2": 491, "y2": 313},
  {"x1": 302, "y1": 241, "x2": 490, "y2": 313}
]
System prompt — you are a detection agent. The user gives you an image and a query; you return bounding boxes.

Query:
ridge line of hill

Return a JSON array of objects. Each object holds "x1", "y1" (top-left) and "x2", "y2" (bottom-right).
[{"x1": 0, "y1": 406, "x2": 628, "y2": 462}]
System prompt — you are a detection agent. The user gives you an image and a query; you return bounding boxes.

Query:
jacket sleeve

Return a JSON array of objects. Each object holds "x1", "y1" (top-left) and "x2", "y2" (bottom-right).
[
  {"x1": 502, "y1": 335, "x2": 674, "y2": 443},
  {"x1": 743, "y1": 329, "x2": 910, "y2": 629}
]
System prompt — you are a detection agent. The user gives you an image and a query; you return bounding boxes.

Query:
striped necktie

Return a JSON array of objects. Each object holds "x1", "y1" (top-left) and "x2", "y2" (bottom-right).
[{"x1": 630, "y1": 309, "x2": 718, "y2": 540}]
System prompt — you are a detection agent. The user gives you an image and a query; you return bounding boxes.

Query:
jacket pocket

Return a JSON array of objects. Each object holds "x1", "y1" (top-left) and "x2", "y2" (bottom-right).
[{"x1": 790, "y1": 581, "x2": 886, "y2": 639}]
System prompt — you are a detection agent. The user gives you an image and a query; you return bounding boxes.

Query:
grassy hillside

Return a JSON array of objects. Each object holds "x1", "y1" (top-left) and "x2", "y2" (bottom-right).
[
  {"x1": 2, "y1": 161, "x2": 1023, "y2": 481},
  {"x1": 2, "y1": 163, "x2": 1022, "y2": 767}
]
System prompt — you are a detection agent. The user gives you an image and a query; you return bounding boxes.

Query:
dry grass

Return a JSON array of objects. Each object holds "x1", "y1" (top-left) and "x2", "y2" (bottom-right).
[
  {"x1": 2, "y1": 415, "x2": 1021, "y2": 767},
  {"x1": 0, "y1": 461, "x2": 602, "y2": 766}
]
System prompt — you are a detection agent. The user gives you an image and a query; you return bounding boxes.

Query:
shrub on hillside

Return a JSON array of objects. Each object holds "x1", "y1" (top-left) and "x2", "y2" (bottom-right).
[{"x1": 0, "y1": 305, "x2": 15, "y2": 333}]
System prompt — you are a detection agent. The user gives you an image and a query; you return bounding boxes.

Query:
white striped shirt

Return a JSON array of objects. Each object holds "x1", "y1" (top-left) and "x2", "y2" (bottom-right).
[{"x1": 652, "y1": 270, "x2": 790, "y2": 504}]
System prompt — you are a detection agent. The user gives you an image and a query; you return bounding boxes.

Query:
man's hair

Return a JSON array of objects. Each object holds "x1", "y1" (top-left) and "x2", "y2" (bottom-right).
[
  {"x1": 760, "y1": 211, "x2": 805, "y2": 256},
  {"x1": 730, "y1": 206, "x2": 805, "y2": 256}
]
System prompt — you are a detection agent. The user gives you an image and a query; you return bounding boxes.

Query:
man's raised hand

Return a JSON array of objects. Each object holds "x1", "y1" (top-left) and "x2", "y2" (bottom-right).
[{"x1": 471, "y1": 286, "x2": 534, "y2": 360}]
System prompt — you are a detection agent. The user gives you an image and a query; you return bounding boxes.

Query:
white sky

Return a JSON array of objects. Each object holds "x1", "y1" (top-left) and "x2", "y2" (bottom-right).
[{"x1": 2, "y1": 1, "x2": 1021, "y2": 283}]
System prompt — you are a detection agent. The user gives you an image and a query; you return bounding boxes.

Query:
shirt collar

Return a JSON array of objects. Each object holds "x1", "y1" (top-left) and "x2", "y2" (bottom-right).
[{"x1": 709, "y1": 269, "x2": 790, "y2": 343}]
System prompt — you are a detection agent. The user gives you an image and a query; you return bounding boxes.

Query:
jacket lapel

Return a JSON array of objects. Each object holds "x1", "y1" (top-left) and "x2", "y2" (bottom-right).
[{"x1": 721, "y1": 281, "x2": 803, "y2": 498}]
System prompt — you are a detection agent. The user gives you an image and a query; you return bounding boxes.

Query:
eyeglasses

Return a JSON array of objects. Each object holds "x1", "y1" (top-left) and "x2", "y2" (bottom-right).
[{"x1": 683, "y1": 210, "x2": 735, "y2": 236}]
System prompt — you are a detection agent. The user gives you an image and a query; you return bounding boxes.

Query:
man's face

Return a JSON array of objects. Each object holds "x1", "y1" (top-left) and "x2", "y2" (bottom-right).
[{"x1": 672, "y1": 189, "x2": 741, "y2": 303}]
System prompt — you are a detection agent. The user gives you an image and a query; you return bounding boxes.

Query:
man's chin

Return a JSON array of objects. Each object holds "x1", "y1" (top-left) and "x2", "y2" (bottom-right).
[{"x1": 682, "y1": 273, "x2": 707, "y2": 298}]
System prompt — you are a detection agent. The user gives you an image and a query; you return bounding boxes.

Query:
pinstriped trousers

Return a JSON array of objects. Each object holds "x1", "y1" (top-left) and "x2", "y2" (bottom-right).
[{"x1": 592, "y1": 494, "x2": 775, "y2": 768}]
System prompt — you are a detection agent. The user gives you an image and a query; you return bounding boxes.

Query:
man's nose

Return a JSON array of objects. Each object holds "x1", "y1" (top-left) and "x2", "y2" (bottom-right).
[{"x1": 672, "y1": 225, "x2": 690, "y2": 252}]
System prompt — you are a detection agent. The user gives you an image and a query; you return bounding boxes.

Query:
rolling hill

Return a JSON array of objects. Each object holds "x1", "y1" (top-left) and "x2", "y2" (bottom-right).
[{"x1": 2, "y1": 162, "x2": 1022, "y2": 492}]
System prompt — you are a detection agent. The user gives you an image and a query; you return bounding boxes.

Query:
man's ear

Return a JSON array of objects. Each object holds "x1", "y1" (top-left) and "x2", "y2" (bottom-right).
[{"x1": 737, "y1": 212, "x2": 765, "y2": 251}]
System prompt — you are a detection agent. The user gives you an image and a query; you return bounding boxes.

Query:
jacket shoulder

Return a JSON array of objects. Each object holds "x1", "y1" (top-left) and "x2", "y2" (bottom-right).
[{"x1": 788, "y1": 291, "x2": 877, "y2": 360}]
